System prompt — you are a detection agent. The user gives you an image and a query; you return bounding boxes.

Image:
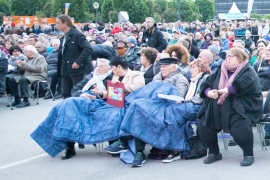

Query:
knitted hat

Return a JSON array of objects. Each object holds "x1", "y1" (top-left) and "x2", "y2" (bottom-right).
[
  {"x1": 208, "y1": 43, "x2": 220, "y2": 55},
  {"x1": 11, "y1": 23, "x2": 15, "y2": 26}
]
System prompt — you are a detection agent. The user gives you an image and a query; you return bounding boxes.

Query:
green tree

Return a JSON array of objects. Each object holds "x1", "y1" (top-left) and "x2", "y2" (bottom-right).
[
  {"x1": 154, "y1": 0, "x2": 167, "y2": 14},
  {"x1": 264, "y1": 14, "x2": 270, "y2": 20},
  {"x1": 167, "y1": 0, "x2": 199, "y2": 22},
  {"x1": 52, "y1": 0, "x2": 89, "y2": 23},
  {"x1": 195, "y1": 0, "x2": 214, "y2": 22},
  {"x1": 250, "y1": 13, "x2": 262, "y2": 21},
  {"x1": 101, "y1": 0, "x2": 112, "y2": 22},
  {"x1": 112, "y1": 0, "x2": 150, "y2": 23},
  {"x1": 0, "y1": 0, "x2": 10, "y2": 24},
  {"x1": 109, "y1": 11, "x2": 118, "y2": 23},
  {"x1": 11, "y1": 0, "x2": 47, "y2": 16},
  {"x1": 162, "y1": 8, "x2": 178, "y2": 23},
  {"x1": 153, "y1": 12, "x2": 162, "y2": 23},
  {"x1": 145, "y1": 0, "x2": 155, "y2": 17}
]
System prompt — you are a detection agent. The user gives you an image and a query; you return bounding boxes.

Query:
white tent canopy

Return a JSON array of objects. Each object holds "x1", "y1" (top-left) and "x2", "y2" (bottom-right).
[{"x1": 228, "y1": 2, "x2": 242, "y2": 13}]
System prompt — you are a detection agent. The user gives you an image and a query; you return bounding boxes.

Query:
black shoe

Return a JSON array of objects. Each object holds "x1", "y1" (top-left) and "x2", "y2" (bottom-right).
[
  {"x1": 54, "y1": 93, "x2": 63, "y2": 99},
  {"x1": 162, "y1": 152, "x2": 181, "y2": 163},
  {"x1": 8, "y1": 100, "x2": 21, "y2": 107},
  {"x1": 204, "y1": 153, "x2": 222, "y2": 164},
  {"x1": 240, "y1": 156, "x2": 254, "y2": 166},
  {"x1": 16, "y1": 101, "x2": 30, "y2": 108},
  {"x1": 132, "y1": 152, "x2": 146, "y2": 167},
  {"x1": 228, "y1": 140, "x2": 237, "y2": 146},
  {"x1": 61, "y1": 148, "x2": 76, "y2": 160},
  {"x1": 111, "y1": 154, "x2": 120, "y2": 157},
  {"x1": 105, "y1": 139, "x2": 128, "y2": 154},
  {"x1": 78, "y1": 144, "x2": 85, "y2": 149},
  {"x1": 44, "y1": 94, "x2": 53, "y2": 100}
]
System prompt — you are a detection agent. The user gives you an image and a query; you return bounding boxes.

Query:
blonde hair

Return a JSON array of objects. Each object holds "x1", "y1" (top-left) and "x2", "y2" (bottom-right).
[
  {"x1": 227, "y1": 48, "x2": 249, "y2": 62},
  {"x1": 190, "y1": 58, "x2": 212, "y2": 74}
]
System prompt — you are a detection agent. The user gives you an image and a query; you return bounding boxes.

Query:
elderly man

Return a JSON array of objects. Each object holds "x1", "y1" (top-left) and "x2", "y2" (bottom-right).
[
  {"x1": 28, "y1": 36, "x2": 38, "y2": 46},
  {"x1": 175, "y1": 21, "x2": 185, "y2": 33},
  {"x1": 35, "y1": 42, "x2": 49, "y2": 59},
  {"x1": 168, "y1": 31, "x2": 180, "y2": 45},
  {"x1": 106, "y1": 57, "x2": 189, "y2": 167},
  {"x1": 208, "y1": 44, "x2": 224, "y2": 65},
  {"x1": 233, "y1": 40, "x2": 251, "y2": 58},
  {"x1": 142, "y1": 17, "x2": 168, "y2": 52},
  {"x1": 7, "y1": 45, "x2": 47, "y2": 107}
]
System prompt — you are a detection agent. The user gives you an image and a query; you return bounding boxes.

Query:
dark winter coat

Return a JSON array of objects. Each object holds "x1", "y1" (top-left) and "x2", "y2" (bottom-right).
[
  {"x1": 198, "y1": 64, "x2": 263, "y2": 133},
  {"x1": 91, "y1": 44, "x2": 117, "y2": 60},
  {"x1": 134, "y1": 64, "x2": 154, "y2": 85},
  {"x1": 46, "y1": 50, "x2": 59, "y2": 71},
  {"x1": 57, "y1": 27, "x2": 93, "y2": 76},
  {"x1": 39, "y1": 48, "x2": 49, "y2": 59},
  {"x1": 142, "y1": 24, "x2": 168, "y2": 52},
  {"x1": 254, "y1": 59, "x2": 270, "y2": 91},
  {"x1": 125, "y1": 46, "x2": 140, "y2": 64},
  {"x1": 200, "y1": 33, "x2": 213, "y2": 50}
]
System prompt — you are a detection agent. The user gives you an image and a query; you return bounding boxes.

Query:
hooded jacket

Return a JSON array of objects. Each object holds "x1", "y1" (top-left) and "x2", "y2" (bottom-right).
[{"x1": 200, "y1": 33, "x2": 213, "y2": 50}]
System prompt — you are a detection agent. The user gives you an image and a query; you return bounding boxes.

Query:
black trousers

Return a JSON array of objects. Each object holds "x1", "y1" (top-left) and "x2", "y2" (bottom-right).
[
  {"x1": 121, "y1": 136, "x2": 145, "y2": 151},
  {"x1": 62, "y1": 74, "x2": 84, "y2": 99},
  {"x1": 9, "y1": 77, "x2": 30, "y2": 98},
  {"x1": 48, "y1": 70, "x2": 62, "y2": 95},
  {"x1": 198, "y1": 117, "x2": 254, "y2": 157},
  {"x1": 0, "y1": 69, "x2": 7, "y2": 92}
]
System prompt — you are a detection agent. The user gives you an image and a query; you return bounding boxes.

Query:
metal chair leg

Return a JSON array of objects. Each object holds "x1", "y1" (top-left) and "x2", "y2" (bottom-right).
[
  {"x1": 221, "y1": 130, "x2": 228, "y2": 150},
  {"x1": 6, "y1": 94, "x2": 13, "y2": 110},
  {"x1": 48, "y1": 86, "x2": 55, "y2": 101},
  {"x1": 36, "y1": 81, "x2": 40, "y2": 105},
  {"x1": 259, "y1": 124, "x2": 267, "y2": 151}
]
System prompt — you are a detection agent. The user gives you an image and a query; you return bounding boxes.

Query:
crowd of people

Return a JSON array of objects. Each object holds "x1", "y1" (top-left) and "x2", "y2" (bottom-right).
[{"x1": 1, "y1": 14, "x2": 270, "y2": 168}]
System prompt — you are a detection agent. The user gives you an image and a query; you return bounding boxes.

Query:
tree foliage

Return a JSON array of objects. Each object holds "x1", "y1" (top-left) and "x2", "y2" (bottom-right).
[
  {"x1": 108, "y1": 11, "x2": 118, "y2": 23},
  {"x1": 145, "y1": 0, "x2": 155, "y2": 17},
  {"x1": 167, "y1": 0, "x2": 199, "y2": 22},
  {"x1": 112, "y1": 0, "x2": 149, "y2": 23},
  {"x1": 0, "y1": 0, "x2": 10, "y2": 24},
  {"x1": 154, "y1": 0, "x2": 167, "y2": 15},
  {"x1": 52, "y1": 0, "x2": 89, "y2": 23},
  {"x1": 153, "y1": 12, "x2": 162, "y2": 23},
  {"x1": 11, "y1": 0, "x2": 47, "y2": 16},
  {"x1": 264, "y1": 14, "x2": 270, "y2": 20},
  {"x1": 85, "y1": 0, "x2": 104, "y2": 14},
  {"x1": 195, "y1": 0, "x2": 214, "y2": 22},
  {"x1": 250, "y1": 13, "x2": 262, "y2": 21},
  {"x1": 101, "y1": 0, "x2": 113, "y2": 22},
  {"x1": 162, "y1": 8, "x2": 178, "y2": 23}
]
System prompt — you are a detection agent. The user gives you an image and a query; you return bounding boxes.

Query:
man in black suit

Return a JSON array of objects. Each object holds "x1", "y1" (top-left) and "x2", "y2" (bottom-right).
[
  {"x1": 134, "y1": 47, "x2": 158, "y2": 84},
  {"x1": 56, "y1": 15, "x2": 93, "y2": 99}
]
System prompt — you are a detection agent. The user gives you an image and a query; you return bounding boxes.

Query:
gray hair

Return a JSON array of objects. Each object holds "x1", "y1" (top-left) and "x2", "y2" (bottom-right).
[
  {"x1": 145, "y1": 17, "x2": 155, "y2": 23},
  {"x1": 234, "y1": 40, "x2": 245, "y2": 47},
  {"x1": 170, "y1": 64, "x2": 178, "y2": 69},
  {"x1": 35, "y1": 42, "x2": 46, "y2": 50},
  {"x1": 201, "y1": 50, "x2": 213, "y2": 63},
  {"x1": 97, "y1": 58, "x2": 111, "y2": 68},
  {"x1": 24, "y1": 45, "x2": 38, "y2": 54},
  {"x1": 52, "y1": 39, "x2": 60, "y2": 46}
]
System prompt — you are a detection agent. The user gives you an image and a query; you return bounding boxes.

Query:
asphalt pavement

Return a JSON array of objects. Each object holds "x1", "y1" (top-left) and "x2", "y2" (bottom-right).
[{"x1": 1, "y1": 96, "x2": 270, "y2": 180}]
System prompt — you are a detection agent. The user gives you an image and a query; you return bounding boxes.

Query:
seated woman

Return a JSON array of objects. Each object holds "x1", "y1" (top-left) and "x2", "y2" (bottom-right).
[
  {"x1": 31, "y1": 56, "x2": 145, "y2": 160},
  {"x1": 162, "y1": 58, "x2": 211, "y2": 163},
  {"x1": 5, "y1": 45, "x2": 26, "y2": 96},
  {"x1": 198, "y1": 48, "x2": 263, "y2": 166},
  {"x1": 134, "y1": 47, "x2": 158, "y2": 84},
  {"x1": 105, "y1": 57, "x2": 189, "y2": 167},
  {"x1": 166, "y1": 44, "x2": 190, "y2": 76},
  {"x1": 125, "y1": 37, "x2": 140, "y2": 70}
]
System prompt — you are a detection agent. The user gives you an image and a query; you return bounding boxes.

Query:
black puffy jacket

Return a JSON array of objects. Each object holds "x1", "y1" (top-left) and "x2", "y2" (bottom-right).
[
  {"x1": 46, "y1": 50, "x2": 59, "y2": 71},
  {"x1": 254, "y1": 58, "x2": 270, "y2": 91}
]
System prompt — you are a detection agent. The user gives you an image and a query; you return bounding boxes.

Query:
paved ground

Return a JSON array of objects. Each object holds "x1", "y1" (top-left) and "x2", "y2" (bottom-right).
[{"x1": 1, "y1": 96, "x2": 270, "y2": 180}]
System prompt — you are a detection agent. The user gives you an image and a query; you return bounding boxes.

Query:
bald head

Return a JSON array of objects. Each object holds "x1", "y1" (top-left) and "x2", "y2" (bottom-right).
[{"x1": 199, "y1": 50, "x2": 213, "y2": 66}]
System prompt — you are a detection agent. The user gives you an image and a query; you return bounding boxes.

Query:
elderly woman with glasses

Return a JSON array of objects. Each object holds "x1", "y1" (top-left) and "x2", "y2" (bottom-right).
[{"x1": 198, "y1": 48, "x2": 263, "y2": 166}]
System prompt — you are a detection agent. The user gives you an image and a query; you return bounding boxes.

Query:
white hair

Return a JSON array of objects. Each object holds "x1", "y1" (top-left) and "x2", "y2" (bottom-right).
[
  {"x1": 170, "y1": 64, "x2": 178, "y2": 69},
  {"x1": 24, "y1": 45, "x2": 38, "y2": 54},
  {"x1": 195, "y1": 32, "x2": 201, "y2": 37},
  {"x1": 201, "y1": 50, "x2": 213, "y2": 63},
  {"x1": 228, "y1": 31, "x2": 234, "y2": 36},
  {"x1": 145, "y1": 17, "x2": 155, "y2": 23},
  {"x1": 52, "y1": 39, "x2": 60, "y2": 46},
  {"x1": 246, "y1": 30, "x2": 251, "y2": 34},
  {"x1": 97, "y1": 58, "x2": 111, "y2": 68},
  {"x1": 90, "y1": 23, "x2": 96, "y2": 28}
]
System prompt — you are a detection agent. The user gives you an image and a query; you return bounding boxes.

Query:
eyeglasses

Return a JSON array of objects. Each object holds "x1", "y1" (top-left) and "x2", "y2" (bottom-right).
[{"x1": 226, "y1": 55, "x2": 237, "y2": 58}]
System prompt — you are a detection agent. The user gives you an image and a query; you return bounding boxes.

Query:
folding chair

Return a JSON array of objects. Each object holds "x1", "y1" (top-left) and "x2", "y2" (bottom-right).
[
  {"x1": 257, "y1": 122, "x2": 270, "y2": 151},
  {"x1": 36, "y1": 79, "x2": 55, "y2": 105},
  {"x1": 97, "y1": 143, "x2": 103, "y2": 153},
  {"x1": 6, "y1": 94, "x2": 13, "y2": 110}
]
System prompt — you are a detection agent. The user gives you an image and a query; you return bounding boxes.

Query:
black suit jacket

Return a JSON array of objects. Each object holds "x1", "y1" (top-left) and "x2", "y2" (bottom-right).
[
  {"x1": 58, "y1": 27, "x2": 93, "y2": 76},
  {"x1": 134, "y1": 64, "x2": 154, "y2": 85}
]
